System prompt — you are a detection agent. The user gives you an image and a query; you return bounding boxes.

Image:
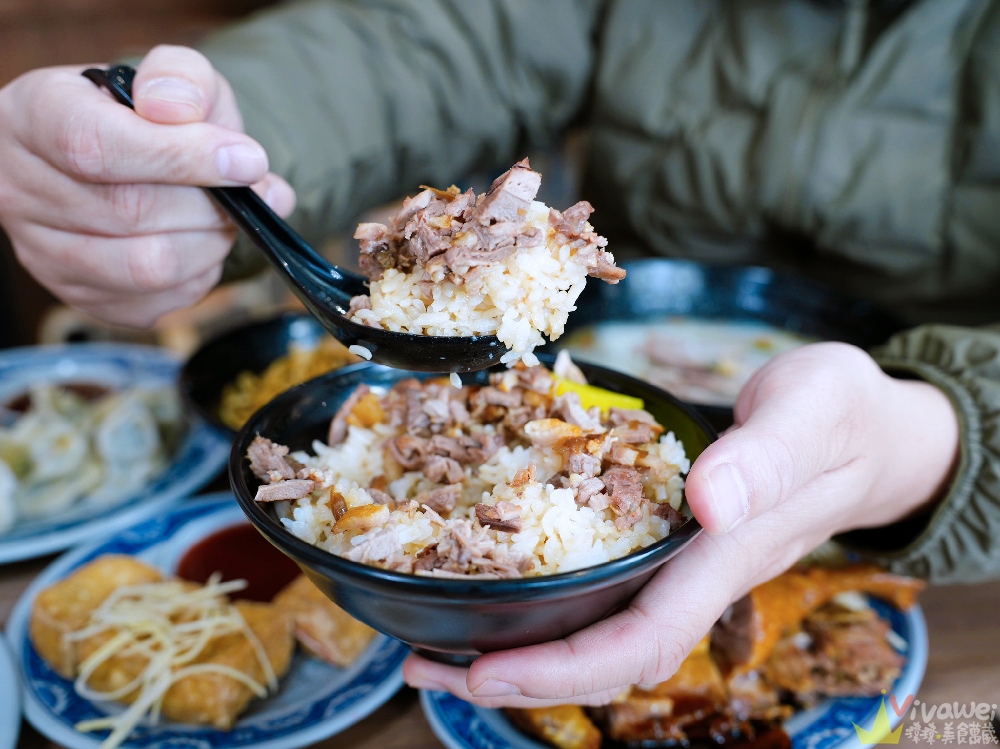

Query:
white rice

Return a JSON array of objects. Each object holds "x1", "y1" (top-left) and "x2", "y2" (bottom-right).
[
  {"x1": 348, "y1": 345, "x2": 372, "y2": 360},
  {"x1": 349, "y1": 202, "x2": 595, "y2": 367},
  {"x1": 279, "y1": 420, "x2": 690, "y2": 577}
]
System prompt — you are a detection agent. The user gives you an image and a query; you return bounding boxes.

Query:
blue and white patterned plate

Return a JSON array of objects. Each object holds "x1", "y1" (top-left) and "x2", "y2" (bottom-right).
[
  {"x1": 7, "y1": 494, "x2": 409, "y2": 749},
  {"x1": 0, "y1": 343, "x2": 230, "y2": 563},
  {"x1": 0, "y1": 633, "x2": 20, "y2": 749},
  {"x1": 421, "y1": 599, "x2": 928, "y2": 749}
]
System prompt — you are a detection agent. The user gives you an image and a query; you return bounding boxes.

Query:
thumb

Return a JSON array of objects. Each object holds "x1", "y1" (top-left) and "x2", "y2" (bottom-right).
[
  {"x1": 684, "y1": 361, "x2": 853, "y2": 535},
  {"x1": 133, "y1": 45, "x2": 236, "y2": 128}
]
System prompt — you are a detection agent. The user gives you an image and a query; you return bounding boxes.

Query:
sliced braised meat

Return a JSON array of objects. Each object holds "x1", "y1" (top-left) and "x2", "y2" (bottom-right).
[
  {"x1": 328, "y1": 384, "x2": 371, "y2": 446},
  {"x1": 470, "y1": 158, "x2": 541, "y2": 225},
  {"x1": 368, "y1": 488, "x2": 395, "y2": 507},
  {"x1": 348, "y1": 295, "x2": 371, "y2": 314},
  {"x1": 406, "y1": 216, "x2": 452, "y2": 266},
  {"x1": 427, "y1": 434, "x2": 470, "y2": 463},
  {"x1": 573, "y1": 476, "x2": 606, "y2": 506},
  {"x1": 652, "y1": 502, "x2": 685, "y2": 530},
  {"x1": 444, "y1": 244, "x2": 516, "y2": 269},
  {"x1": 568, "y1": 450, "x2": 602, "y2": 478},
  {"x1": 344, "y1": 527, "x2": 404, "y2": 565},
  {"x1": 462, "y1": 432, "x2": 504, "y2": 463},
  {"x1": 516, "y1": 365, "x2": 555, "y2": 394},
  {"x1": 590, "y1": 252, "x2": 627, "y2": 282},
  {"x1": 549, "y1": 201, "x2": 593, "y2": 236},
  {"x1": 423, "y1": 454, "x2": 465, "y2": 484},
  {"x1": 255, "y1": 479, "x2": 315, "y2": 502},
  {"x1": 553, "y1": 349, "x2": 588, "y2": 384},
  {"x1": 417, "y1": 483, "x2": 462, "y2": 514},
  {"x1": 502, "y1": 405, "x2": 545, "y2": 434},
  {"x1": 612, "y1": 423, "x2": 659, "y2": 445},
  {"x1": 421, "y1": 387, "x2": 453, "y2": 426},
  {"x1": 394, "y1": 188, "x2": 434, "y2": 226},
  {"x1": 608, "y1": 442, "x2": 640, "y2": 466},
  {"x1": 388, "y1": 434, "x2": 427, "y2": 471},
  {"x1": 609, "y1": 407, "x2": 659, "y2": 426},
  {"x1": 437, "y1": 518, "x2": 495, "y2": 566},
  {"x1": 475, "y1": 500, "x2": 522, "y2": 533},
  {"x1": 354, "y1": 222, "x2": 393, "y2": 280},
  {"x1": 602, "y1": 465, "x2": 645, "y2": 530},
  {"x1": 552, "y1": 392, "x2": 602, "y2": 431},
  {"x1": 411, "y1": 517, "x2": 530, "y2": 578},
  {"x1": 476, "y1": 545, "x2": 534, "y2": 577},
  {"x1": 515, "y1": 226, "x2": 544, "y2": 247},
  {"x1": 247, "y1": 435, "x2": 296, "y2": 482},
  {"x1": 473, "y1": 386, "x2": 523, "y2": 409},
  {"x1": 404, "y1": 383, "x2": 430, "y2": 435},
  {"x1": 448, "y1": 397, "x2": 471, "y2": 424}
]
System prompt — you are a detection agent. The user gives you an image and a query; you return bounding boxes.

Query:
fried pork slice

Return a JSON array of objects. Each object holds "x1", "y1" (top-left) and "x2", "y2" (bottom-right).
[
  {"x1": 762, "y1": 600, "x2": 905, "y2": 705},
  {"x1": 75, "y1": 599, "x2": 294, "y2": 730},
  {"x1": 711, "y1": 564, "x2": 925, "y2": 675},
  {"x1": 247, "y1": 435, "x2": 296, "y2": 482},
  {"x1": 593, "y1": 636, "x2": 730, "y2": 744},
  {"x1": 273, "y1": 574, "x2": 377, "y2": 668},
  {"x1": 29, "y1": 555, "x2": 163, "y2": 679},
  {"x1": 506, "y1": 705, "x2": 602, "y2": 749}
]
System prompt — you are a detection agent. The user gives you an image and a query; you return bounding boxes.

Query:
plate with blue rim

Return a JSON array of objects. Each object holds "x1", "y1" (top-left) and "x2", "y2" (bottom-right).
[
  {"x1": 0, "y1": 632, "x2": 20, "y2": 749},
  {"x1": 7, "y1": 493, "x2": 410, "y2": 749},
  {"x1": 0, "y1": 343, "x2": 230, "y2": 563},
  {"x1": 421, "y1": 598, "x2": 928, "y2": 749}
]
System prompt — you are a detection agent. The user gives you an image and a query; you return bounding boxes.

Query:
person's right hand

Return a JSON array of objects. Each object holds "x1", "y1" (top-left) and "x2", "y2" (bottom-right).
[{"x1": 0, "y1": 45, "x2": 295, "y2": 326}]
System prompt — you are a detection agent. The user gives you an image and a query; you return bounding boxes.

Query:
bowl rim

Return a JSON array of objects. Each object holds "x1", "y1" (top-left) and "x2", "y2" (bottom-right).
[
  {"x1": 179, "y1": 311, "x2": 326, "y2": 437},
  {"x1": 230, "y1": 357, "x2": 715, "y2": 595}
]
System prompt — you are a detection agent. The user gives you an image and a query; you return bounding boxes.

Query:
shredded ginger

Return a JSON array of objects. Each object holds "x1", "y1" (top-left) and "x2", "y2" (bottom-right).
[{"x1": 64, "y1": 574, "x2": 277, "y2": 749}]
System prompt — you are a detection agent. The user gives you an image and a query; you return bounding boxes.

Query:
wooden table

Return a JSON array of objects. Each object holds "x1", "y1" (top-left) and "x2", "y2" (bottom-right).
[{"x1": 3, "y1": 554, "x2": 998, "y2": 749}]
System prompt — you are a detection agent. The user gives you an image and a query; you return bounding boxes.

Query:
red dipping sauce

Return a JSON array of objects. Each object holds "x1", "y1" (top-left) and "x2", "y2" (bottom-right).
[{"x1": 177, "y1": 524, "x2": 301, "y2": 602}]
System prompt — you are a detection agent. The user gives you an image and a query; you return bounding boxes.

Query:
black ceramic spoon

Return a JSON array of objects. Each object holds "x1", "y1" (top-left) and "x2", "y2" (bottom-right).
[{"x1": 83, "y1": 65, "x2": 506, "y2": 372}]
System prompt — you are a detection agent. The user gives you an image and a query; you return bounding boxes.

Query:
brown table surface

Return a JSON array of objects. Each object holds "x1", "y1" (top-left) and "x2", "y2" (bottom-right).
[{"x1": 3, "y1": 555, "x2": 998, "y2": 749}]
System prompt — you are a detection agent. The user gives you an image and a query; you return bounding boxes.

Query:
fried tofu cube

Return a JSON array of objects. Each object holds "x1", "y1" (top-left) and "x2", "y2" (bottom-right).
[
  {"x1": 506, "y1": 705, "x2": 602, "y2": 749},
  {"x1": 29, "y1": 555, "x2": 162, "y2": 678},
  {"x1": 273, "y1": 575, "x2": 376, "y2": 667},
  {"x1": 158, "y1": 600, "x2": 294, "y2": 729},
  {"x1": 74, "y1": 598, "x2": 293, "y2": 731}
]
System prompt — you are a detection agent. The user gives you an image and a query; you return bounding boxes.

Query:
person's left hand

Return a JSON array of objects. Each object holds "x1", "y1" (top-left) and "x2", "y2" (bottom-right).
[{"x1": 401, "y1": 342, "x2": 959, "y2": 707}]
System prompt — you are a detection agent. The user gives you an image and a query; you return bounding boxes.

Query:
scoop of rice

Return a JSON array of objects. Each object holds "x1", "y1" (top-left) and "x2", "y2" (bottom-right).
[{"x1": 348, "y1": 159, "x2": 625, "y2": 366}]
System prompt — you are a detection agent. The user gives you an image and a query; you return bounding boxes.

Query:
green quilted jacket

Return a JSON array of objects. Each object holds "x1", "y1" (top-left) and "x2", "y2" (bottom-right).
[{"x1": 199, "y1": 0, "x2": 1000, "y2": 583}]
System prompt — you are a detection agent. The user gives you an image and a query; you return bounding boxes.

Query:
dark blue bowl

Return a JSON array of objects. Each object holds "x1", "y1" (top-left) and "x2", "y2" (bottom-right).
[
  {"x1": 551, "y1": 258, "x2": 904, "y2": 433},
  {"x1": 230, "y1": 357, "x2": 715, "y2": 663}
]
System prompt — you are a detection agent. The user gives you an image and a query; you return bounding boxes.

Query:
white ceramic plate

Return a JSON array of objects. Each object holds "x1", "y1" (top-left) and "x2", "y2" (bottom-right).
[
  {"x1": 422, "y1": 600, "x2": 928, "y2": 749},
  {"x1": 0, "y1": 633, "x2": 20, "y2": 749},
  {"x1": 8, "y1": 494, "x2": 409, "y2": 749},
  {"x1": 0, "y1": 343, "x2": 230, "y2": 563}
]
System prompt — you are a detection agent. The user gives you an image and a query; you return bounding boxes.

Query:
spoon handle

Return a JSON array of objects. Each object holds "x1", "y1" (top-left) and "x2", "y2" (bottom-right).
[{"x1": 81, "y1": 66, "x2": 365, "y2": 303}]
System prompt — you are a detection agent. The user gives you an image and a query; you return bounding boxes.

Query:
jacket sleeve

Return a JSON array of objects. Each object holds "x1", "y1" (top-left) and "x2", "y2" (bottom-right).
[
  {"x1": 837, "y1": 324, "x2": 1000, "y2": 584},
  {"x1": 199, "y1": 0, "x2": 601, "y2": 259}
]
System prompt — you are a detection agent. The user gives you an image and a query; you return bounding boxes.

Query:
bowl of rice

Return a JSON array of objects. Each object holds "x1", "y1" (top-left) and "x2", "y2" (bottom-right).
[{"x1": 230, "y1": 355, "x2": 714, "y2": 662}]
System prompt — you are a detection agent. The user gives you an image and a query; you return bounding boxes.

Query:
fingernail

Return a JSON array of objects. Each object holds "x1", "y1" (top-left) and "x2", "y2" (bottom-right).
[
  {"x1": 139, "y1": 77, "x2": 203, "y2": 110},
  {"x1": 471, "y1": 679, "x2": 521, "y2": 698},
  {"x1": 216, "y1": 144, "x2": 267, "y2": 183},
  {"x1": 705, "y1": 462, "x2": 750, "y2": 532}
]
